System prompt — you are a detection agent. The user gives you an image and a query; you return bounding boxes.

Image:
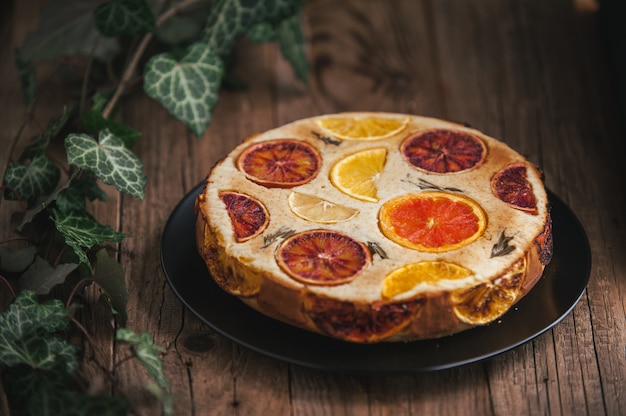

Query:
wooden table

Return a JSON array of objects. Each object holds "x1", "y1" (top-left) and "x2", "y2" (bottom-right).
[{"x1": 2, "y1": 0, "x2": 625, "y2": 414}]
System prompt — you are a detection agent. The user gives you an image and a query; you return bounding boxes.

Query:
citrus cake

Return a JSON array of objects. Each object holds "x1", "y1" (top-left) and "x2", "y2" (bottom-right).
[{"x1": 194, "y1": 112, "x2": 553, "y2": 343}]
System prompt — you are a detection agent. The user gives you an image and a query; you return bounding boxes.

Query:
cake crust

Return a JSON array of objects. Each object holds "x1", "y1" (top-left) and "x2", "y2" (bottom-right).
[{"x1": 195, "y1": 112, "x2": 552, "y2": 343}]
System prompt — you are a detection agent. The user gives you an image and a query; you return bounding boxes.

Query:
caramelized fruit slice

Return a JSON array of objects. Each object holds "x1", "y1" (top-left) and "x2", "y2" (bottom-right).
[
  {"x1": 401, "y1": 129, "x2": 486, "y2": 173},
  {"x1": 452, "y1": 257, "x2": 526, "y2": 325},
  {"x1": 316, "y1": 115, "x2": 409, "y2": 141},
  {"x1": 304, "y1": 295, "x2": 424, "y2": 342},
  {"x1": 379, "y1": 192, "x2": 487, "y2": 253},
  {"x1": 276, "y1": 230, "x2": 371, "y2": 285},
  {"x1": 237, "y1": 139, "x2": 321, "y2": 188},
  {"x1": 288, "y1": 192, "x2": 359, "y2": 224},
  {"x1": 382, "y1": 261, "x2": 474, "y2": 298},
  {"x1": 330, "y1": 148, "x2": 387, "y2": 202},
  {"x1": 220, "y1": 191, "x2": 269, "y2": 242},
  {"x1": 491, "y1": 162, "x2": 538, "y2": 214}
]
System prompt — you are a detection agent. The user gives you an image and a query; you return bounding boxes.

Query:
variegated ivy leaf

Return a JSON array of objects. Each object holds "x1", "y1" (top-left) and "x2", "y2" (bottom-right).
[
  {"x1": 116, "y1": 328, "x2": 169, "y2": 388},
  {"x1": 94, "y1": 0, "x2": 156, "y2": 37},
  {"x1": 277, "y1": 12, "x2": 308, "y2": 81},
  {"x1": 144, "y1": 42, "x2": 224, "y2": 137},
  {"x1": 21, "y1": 108, "x2": 71, "y2": 161},
  {"x1": 15, "y1": 49, "x2": 36, "y2": 105},
  {"x1": 19, "y1": 256, "x2": 79, "y2": 295},
  {"x1": 65, "y1": 129, "x2": 146, "y2": 199},
  {"x1": 0, "y1": 290, "x2": 77, "y2": 373},
  {"x1": 3, "y1": 154, "x2": 60, "y2": 206},
  {"x1": 203, "y1": 0, "x2": 304, "y2": 56},
  {"x1": 81, "y1": 109, "x2": 141, "y2": 148},
  {"x1": 51, "y1": 209, "x2": 125, "y2": 267},
  {"x1": 19, "y1": 0, "x2": 119, "y2": 61},
  {"x1": 247, "y1": 22, "x2": 278, "y2": 43},
  {"x1": 94, "y1": 249, "x2": 128, "y2": 326}
]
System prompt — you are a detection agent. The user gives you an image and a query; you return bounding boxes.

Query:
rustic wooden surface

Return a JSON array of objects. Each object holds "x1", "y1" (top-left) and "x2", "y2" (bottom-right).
[{"x1": 1, "y1": 0, "x2": 625, "y2": 415}]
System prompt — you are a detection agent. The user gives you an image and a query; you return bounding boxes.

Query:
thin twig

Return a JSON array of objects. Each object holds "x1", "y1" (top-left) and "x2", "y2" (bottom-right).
[
  {"x1": 66, "y1": 277, "x2": 96, "y2": 308},
  {"x1": 0, "y1": 274, "x2": 16, "y2": 299}
]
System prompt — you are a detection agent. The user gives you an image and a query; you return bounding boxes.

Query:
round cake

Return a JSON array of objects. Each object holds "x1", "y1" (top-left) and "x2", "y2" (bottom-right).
[{"x1": 195, "y1": 112, "x2": 553, "y2": 343}]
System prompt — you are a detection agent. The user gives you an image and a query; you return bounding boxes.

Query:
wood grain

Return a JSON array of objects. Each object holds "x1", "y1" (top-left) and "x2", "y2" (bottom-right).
[{"x1": 1, "y1": 0, "x2": 625, "y2": 415}]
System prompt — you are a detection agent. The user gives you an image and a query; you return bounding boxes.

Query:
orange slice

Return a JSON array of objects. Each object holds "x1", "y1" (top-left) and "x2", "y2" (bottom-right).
[
  {"x1": 491, "y1": 162, "x2": 538, "y2": 214},
  {"x1": 452, "y1": 257, "x2": 526, "y2": 325},
  {"x1": 382, "y1": 261, "x2": 474, "y2": 298},
  {"x1": 236, "y1": 139, "x2": 321, "y2": 188},
  {"x1": 219, "y1": 191, "x2": 269, "y2": 242},
  {"x1": 379, "y1": 192, "x2": 487, "y2": 252},
  {"x1": 288, "y1": 192, "x2": 359, "y2": 224},
  {"x1": 275, "y1": 229, "x2": 371, "y2": 285},
  {"x1": 316, "y1": 115, "x2": 409, "y2": 141},
  {"x1": 401, "y1": 129, "x2": 487, "y2": 173},
  {"x1": 330, "y1": 148, "x2": 387, "y2": 202}
]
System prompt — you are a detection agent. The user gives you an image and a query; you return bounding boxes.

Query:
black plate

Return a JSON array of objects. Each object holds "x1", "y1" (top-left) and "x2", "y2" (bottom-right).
[{"x1": 161, "y1": 183, "x2": 591, "y2": 373}]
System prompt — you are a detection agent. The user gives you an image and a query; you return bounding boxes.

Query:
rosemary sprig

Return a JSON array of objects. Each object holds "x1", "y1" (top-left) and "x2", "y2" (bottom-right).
[
  {"x1": 491, "y1": 229, "x2": 516, "y2": 258},
  {"x1": 262, "y1": 226, "x2": 296, "y2": 248},
  {"x1": 311, "y1": 130, "x2": 341, "y2": 146},
  {"x1": 401, "y1": 175, "x2": 464, "y2": 193},
  {"x1": 367, "y1": 241, "x2": 389, "y2": 259}
]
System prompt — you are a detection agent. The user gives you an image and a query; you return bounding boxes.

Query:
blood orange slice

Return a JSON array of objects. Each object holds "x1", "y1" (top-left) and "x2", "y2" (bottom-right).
[
  {"x1": 491, "y1": 163, "x2": 538, "y2": 214},
  {"x1": 275, "y1": 230, "x2": 371, "y2": 285},
  {"x1": 452, "y1": 257, "x2": 526, "y2": 325},
  {"x1": 382, "y1": 261, "x2": 474, "y2": 298},
  {"x1": 316, "y1": 115, "x2": 409, "y2": 141},
  {"x1": 379, "y1": 192, "x2": 487, "y2": 252},
  {"x1": 304, "y1": 295, "x2": 424, "y2": 342},
  {"x1": 236, "y1": 139, "x2": 321, "y2": 188},
  {"x1": 220, "y1": 191, "x2": 269, "y2": 242},
  {"x1": 401, "y1": 129, "x2": 486, "y2": 173}
]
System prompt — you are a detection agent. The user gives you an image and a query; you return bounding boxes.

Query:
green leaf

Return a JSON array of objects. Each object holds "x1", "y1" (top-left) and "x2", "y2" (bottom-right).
[
  {"x1": 65, "y1": 129, "x2": 147, "y2": 199},
  {"x1": 5, "y1": 365, "x2": 128, "y2": 416},
  {"x1": 203, "y1": 0, "x2": 304, "y2": 56},
  {"x1": 19, "y1": 256, "x2": 79, "y2": 295},
  {"x1": 20, "y1": 0, "x2": 120, "y2": 61},
  {"x1": 56, "y1": 185, "x2": 88, "y2": 212},
  {"x1": 278, "y1": 12, "x2": 308, "y2": 81},
  {"x1": 51, "y1": 209, "x2": 125, "y2": 267},
  {"x1": 247, "y1": 22, "x2": 278, "y2": 43},
  {"x1": 15, "y1": 49, "x2": 37, "y2": 105},
  {"x1": 144, "y1": 42, "x2": 224, "y2": 137},
  {"x1": 0, "y1": 246, "x2": 37, "y2": 273},
  {"x1": 81, "y1": 109, "x2": 141, "y2": 148},
  {"x1": 0, "y1": 290, "x2": 77, "y2": 373},
  {"x1": 3, "y1": 154, "x2": 61, "y2": 205},
  {"x1": 94, "y1": 0, "x2": 156, "y2": 37},
  {"x1": 116, "y1": 328, "x2": 168, "y2": 388},
  {"x1": 20, "y1": 108, "x2": 72, "y2": 161},
  {"x1": 94, "y1": 249, "x2": 128, "y2": 325}
]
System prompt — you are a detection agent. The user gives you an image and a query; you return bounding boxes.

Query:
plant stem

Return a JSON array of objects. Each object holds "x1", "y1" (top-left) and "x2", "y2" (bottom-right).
[
  {"x1": 102, "y1": 0, "x2": 201, "y2": 119},
  {"x1": 0, "y1": 274, "x2": 16, "y2": 299}
]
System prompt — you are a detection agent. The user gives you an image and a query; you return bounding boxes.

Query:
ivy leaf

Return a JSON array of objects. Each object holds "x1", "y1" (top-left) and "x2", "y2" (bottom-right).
[
  {"x1": 278, "y1": 13, "x2": 308, "y2": 81},
  {"x1": 65, "y1": 129, "x2": 147, "y2": 199},
  {"x1": 144, "y1": 42, "x2": 224, "y2": 137},
  {"x1": 0, "y1": 290, "x2": 77, "y2": 373},
  {"x1": 247, "y1": 22, "x2": 278, "y2": 43},
  {"x1": 19, "y1": 0, "x2": 119, "y2": 61},
  {"x1": 0, "y1": 246, "x2": 37, "y2": 273},
  {"x1": 94, "y1": 0, "x2": 156, "y2": 37},
  {"x1": 51, "y1": 209, "x2": 125, "y2": 267},
  {"x1": 156, "y1": 5, "x2": 211, "y2": 45},
  {"x1": 21, "y1": 108, "x2": 72, "y2": 161},
  {"x1": 81, "y1": 109, "x2": 141, "y2": 148},
  {"x1": 15, "y1": 49, "x2": 37, "y2": 105},
  {"x1": 3, "y1": 154, "x2": 61, "y2": 206},
  {"x1": 94, "y1": 249, "x2": 128, "y2": 326},
  {"x1": 19, "y1": 256, "x2": 79, "y2": 295},
  {"x1": 203, "y1": 0, "x2": 304, "y2": 56},
  {"x1": 116, "y1": 328, "x2": 168, "y2": 388}
]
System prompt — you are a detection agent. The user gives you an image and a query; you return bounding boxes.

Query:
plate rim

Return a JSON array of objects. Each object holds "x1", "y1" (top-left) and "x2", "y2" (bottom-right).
[{"x1": 160, "y1": 183, "x2": 591, "y2": 373}]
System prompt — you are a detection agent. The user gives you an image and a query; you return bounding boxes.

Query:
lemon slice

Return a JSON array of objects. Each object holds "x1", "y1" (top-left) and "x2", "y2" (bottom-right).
[
  {"x1": 288, "y1": 192, "x2": 359, "y2": 223},
  {"x1": 383, "y1": 261, "x2": 474, "y2": 298},
  {"x1": 317, "y1": 115, "x2": 409, "y2": 141},
  {"x1": 330, "y1": 148, "x2": 387, "y2": 202}
]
